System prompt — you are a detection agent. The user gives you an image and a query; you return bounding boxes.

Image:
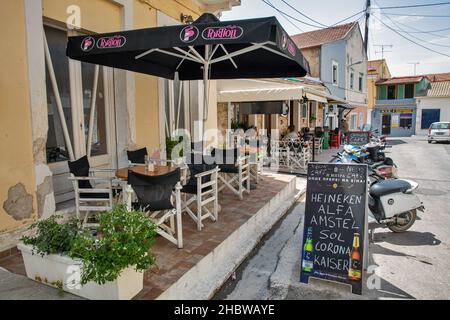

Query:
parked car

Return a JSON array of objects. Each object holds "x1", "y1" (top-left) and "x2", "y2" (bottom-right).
[{"x1": 428, "y1": 122, "x2": 450, "y2": 143}]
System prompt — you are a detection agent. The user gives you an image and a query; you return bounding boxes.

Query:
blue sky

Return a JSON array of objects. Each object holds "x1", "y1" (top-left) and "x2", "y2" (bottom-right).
[{"x1": 221, "y1": 0, "x2": 450, "y2": 76}]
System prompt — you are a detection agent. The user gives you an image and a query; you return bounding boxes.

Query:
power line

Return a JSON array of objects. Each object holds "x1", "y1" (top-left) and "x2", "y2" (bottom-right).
[
  {"x1": 330, "y1": 9, "x2": 366, "y2": 26},
  {"x1": 387, "y1": 17, "x2": 450, "y2": 39},
  {"x1": 391, "y1": 23, "x2": 450, "y2": 35},
  {"x1": 280, "y1": 0, "x2": 329, "y2": 28},
  {"x1": 374, "y1": 2, "x2": 450, "y2": 48},
  {"x1": 260, "y1": 0, "x2": 326, "y2": 29},
  {"x1": 382, "y1": 12, "x2": 450, "y2": 18},
  {"x1": 261, "y1": 0, "x2": 305, "y2": 33},
  {"x1": 375, "y1": 1, "x2": 450, "y2": 9},
  {"x1": 372, "y1": 14, "x2": 450, "y2": 58}
]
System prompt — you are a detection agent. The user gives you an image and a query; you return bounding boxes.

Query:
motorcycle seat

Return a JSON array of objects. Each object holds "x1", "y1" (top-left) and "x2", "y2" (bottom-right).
[{"x1": 369, "y1": 180, "x2": 412, "y2": 198}]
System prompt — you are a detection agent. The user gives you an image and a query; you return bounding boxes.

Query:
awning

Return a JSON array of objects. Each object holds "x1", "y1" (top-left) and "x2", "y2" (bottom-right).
[
  {"x1": 302, "y1": 87, "x2": 330, "y2": 103},
  {"x1": 217, "y1": 78, "x2": 329, "y2": 103}
]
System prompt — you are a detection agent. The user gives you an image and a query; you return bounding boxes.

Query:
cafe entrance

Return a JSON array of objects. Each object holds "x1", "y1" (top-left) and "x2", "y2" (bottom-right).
[{"x1": 44, "y1": 24, "x2": 117, "y2": 204}]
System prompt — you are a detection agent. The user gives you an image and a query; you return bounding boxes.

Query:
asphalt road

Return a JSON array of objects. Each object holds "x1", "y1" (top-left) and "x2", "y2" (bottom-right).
[
  {"x1": 360, "y1": 137, "x2": 450, "y2": 300},
  {"x1": 216, "y1": 137, "x2": 450, "y2": 300}
]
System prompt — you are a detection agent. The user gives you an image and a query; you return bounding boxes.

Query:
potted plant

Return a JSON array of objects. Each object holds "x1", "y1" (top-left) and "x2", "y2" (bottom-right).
[
  {"x1": 18, "y1": 205, "x2": 157, "y2": 300},
  {"x1": 166, "y1": 136, "x2": 184, "y2": 161}
]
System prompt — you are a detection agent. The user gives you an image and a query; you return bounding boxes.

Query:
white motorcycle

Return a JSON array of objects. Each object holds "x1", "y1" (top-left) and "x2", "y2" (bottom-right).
[{"x1": 368, "y1": 170, "x2": 424, "y2": 232}]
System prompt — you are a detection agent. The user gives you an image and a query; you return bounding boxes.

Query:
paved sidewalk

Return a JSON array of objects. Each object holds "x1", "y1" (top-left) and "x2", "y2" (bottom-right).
[{"x1": 0, "y1": 268, "x2": 81, "y2": 300}]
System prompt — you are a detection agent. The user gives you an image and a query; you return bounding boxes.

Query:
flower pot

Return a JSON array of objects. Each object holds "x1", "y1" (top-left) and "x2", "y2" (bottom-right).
[{"x1": 17, "y1": 243, "x2": 143, "y2": 300}]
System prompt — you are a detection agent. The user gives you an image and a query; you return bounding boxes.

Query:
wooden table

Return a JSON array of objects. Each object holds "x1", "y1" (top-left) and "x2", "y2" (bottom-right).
[{"x1": 115, "y1": 165, "x2": 175, "y2": 181}]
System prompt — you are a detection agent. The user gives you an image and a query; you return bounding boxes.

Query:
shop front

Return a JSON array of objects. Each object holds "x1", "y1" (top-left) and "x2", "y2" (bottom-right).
[{"x1": 371, "y1": 106, "x2": 416, "y2": 137}]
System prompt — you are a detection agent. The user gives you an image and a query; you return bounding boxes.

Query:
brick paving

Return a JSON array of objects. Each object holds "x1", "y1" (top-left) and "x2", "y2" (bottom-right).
[{"x1": 0, "y1": 174, "x2": 291, "y2": 300}]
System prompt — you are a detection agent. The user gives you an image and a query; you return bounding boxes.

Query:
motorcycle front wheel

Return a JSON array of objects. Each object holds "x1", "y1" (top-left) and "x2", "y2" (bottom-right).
[{"x1": 388, "y1": 209, "x2": 417, "y2": 233}]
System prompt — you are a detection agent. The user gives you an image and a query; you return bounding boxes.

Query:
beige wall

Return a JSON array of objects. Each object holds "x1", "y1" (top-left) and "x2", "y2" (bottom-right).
[
  {"x1": 367, "y1": 73, "x2": 377, "y2": 110},
  {"x1": 42, "y1": 0, "x2": 122, "y2": 32},
  {"x1": 0, "y1": 0, "x2": 37, "y2": 235},
  {"x1": 133, "y1": 2, "x2": 159, "y2": 152}
]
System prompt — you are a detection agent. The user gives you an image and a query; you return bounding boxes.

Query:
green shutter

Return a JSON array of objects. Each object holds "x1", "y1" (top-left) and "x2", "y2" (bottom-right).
[
  {"x1": 378, "y1": 85, "x2": 387, "y2": 100},
  {"x1": 397, "y1": 84, "x2": 405, "y2": 99}
]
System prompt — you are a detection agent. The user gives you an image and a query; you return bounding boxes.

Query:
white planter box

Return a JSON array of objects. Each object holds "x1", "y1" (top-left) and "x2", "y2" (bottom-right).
[{"x1": 17, "y1": 243, "x2": 143, "y2": 300}]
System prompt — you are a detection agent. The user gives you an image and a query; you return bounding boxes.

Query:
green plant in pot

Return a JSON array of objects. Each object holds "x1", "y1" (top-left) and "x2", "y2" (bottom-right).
[
  {"x1": 69, "y1": 205, "x2": 157, "y2": 285},
  {"x1": 20, "y1": 204, "x2": 157, "y2": 294},
  {"x1": 166, "y1": 136, "x2": 184, "y2": 161}
]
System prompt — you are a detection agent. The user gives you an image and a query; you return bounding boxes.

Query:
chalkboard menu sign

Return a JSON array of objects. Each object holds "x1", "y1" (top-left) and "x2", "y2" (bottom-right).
[
  {"x1": 347, "y1": 131, "x2": 370, "y2": 146},
  {"x1": 300, "y1": 163, "x2": 368, "y2": 295}
]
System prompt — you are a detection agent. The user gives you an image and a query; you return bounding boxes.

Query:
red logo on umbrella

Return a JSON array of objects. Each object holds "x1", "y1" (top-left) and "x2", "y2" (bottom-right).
[
  {"x1": 202, "y1": 25, "x2": 243, "y2": 40},
  {"x1": 281, "y1": 33, "x2": 296, "y2": 57},
  {"x1": 180, "y1": 26, "x2": 199, "y2": 43},
  {"x1": 81, "y1": 37, "x2": 95, "y2": 52},
  {"x1": 96, "y1": 35, "x2": 126, "y2": 49}
]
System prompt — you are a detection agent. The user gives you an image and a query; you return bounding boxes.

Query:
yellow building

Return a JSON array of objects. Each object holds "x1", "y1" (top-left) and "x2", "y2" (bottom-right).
[
  {"x1": 0, "y1": 0, "x2": 240, "y2": 254},
  {"x1": 367, "y1": 59, "x2": 391, "y2": 124}
]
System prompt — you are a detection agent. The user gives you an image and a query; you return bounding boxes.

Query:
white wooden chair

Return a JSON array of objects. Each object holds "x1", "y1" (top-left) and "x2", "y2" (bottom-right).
[
  {"x1": 314, "y1": 137, "x2": 323, "y2": 154},
  {"x1": 212, "y1": 148, "x2": 250, "y2": 200},
  {"x1": 68, "y1": 156, "x2": 115, "y2": 227},
  {"x1": 180, "y1": 163, "x2": 220, "y2": 231}
]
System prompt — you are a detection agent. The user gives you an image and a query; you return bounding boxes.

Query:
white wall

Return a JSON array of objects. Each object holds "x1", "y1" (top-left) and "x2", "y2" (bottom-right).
[
  {"x1": 416, "y1": 97, "x2": 450, "y2": 135},
  {"x1": 345, "y1": 26, "x2": 367, "y2": 106}
]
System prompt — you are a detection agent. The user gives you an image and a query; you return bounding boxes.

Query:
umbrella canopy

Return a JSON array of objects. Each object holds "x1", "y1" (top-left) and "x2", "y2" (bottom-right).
[{"x1": 66, "y1": 13, "x2": 310, "y2": 80}]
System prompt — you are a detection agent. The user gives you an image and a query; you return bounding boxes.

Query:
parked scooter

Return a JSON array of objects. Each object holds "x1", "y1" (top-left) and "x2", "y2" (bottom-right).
[
  {"x1": 331, "y1": 143, "x2": 397, "y2": 179},
  {"x1": 368, "y1": 169, "x2": 424, "y2": 233},
  {"x1": 330, "y1": 153, "x2": 423, "y2": 233},
  {"x1": 343, "y1": 142, "x2": 387, "y2": 165}
]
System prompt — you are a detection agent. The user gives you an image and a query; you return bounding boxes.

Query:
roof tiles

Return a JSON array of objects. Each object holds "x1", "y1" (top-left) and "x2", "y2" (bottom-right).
[{"x1": 291, "y1": 22, "x2": 356, "y2": 49}]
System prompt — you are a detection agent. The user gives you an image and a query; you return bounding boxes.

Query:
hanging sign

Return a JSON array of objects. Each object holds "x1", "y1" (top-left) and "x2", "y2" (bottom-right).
[{"x1": 300, "y1": 163, "x2": 368, "y2": 295}]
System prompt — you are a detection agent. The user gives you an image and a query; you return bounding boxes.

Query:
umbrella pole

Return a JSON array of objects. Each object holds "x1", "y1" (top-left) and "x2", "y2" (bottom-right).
[{"x1": 203, "y1": 45, "x2": 211, "y2": 125}]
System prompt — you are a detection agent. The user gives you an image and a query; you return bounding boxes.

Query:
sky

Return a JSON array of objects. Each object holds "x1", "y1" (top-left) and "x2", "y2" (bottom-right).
[{"x1": 221, "y1": 0, "x2": 450, "y2": 77}]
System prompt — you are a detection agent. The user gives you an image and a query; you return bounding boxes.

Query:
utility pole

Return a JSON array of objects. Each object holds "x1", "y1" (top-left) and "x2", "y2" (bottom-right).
[
  {"x1": 364, "y1": 0, "x2": 371, "y2": 54},
  {"x1": 408, "y1": 62, "x2": 420, "y2": 76}
]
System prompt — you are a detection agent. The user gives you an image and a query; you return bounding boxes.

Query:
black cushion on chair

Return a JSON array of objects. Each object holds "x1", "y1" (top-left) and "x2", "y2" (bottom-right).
[
  {"x1": 131, "y1": 200, "x2": 173, "y2": 212},
  {"x1": 211, "y1": 148, "x2": 239, "y2": 173},
  {"x1": 218, "y1": 164, "x2": 238, "y2": 173},
  {"x1": 181, "y1": 163, "x2": 216, "y2": 195},
  {"x1": 68, "y1": 155, "x2": 92, "y2": 189},
  {"x1": 79, "y1": 192, "x2": 110, "y2": 199},
  {"x1": 128, "y1": 168, "x2": 181, "y2": 212},
  {"x1": 127, "y1": 148, "x2": 148, "y2": 164}
]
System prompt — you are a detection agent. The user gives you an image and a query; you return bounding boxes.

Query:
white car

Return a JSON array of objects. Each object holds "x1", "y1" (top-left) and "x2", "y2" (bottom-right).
[{"x1": 428, "y1": 122, "x2": 450, "y2": 143}]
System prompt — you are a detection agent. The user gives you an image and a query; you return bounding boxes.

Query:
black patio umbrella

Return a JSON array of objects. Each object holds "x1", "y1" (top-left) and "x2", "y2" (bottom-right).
[{"x1": 67, "y1": 13, "x2": 310, "y2": 119}]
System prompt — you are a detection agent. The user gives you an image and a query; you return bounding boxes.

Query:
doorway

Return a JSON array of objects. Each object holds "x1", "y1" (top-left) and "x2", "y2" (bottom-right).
[
  {"x1": 382, "y1": 114, "x2": 391, "y2": 135},
  {"x1": 44, "y1": 24, "x2": 117, "y2": 204}
]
